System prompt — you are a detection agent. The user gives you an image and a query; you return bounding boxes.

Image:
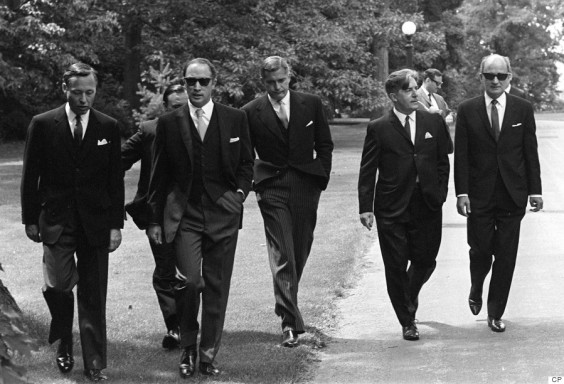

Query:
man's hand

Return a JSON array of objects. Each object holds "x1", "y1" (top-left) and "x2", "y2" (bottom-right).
[
  {"x1": 360, "y1": 212, "x2": 374, "y2": 231},
  {"x1": 529, "y1": 196, "x2": 544, "y2": 212},
  {"x1": 25, "y1": 224, "x2": 41, "y2": 242},
  {"x1": 147, "y1": 225, "x2": 163, "y2": 245},
  {"x1": 457, "y1": 196, "x2": 471, "y2": 217},
  {"x1": 108, "y1": 229, "x2": 122, "y2": 252}
]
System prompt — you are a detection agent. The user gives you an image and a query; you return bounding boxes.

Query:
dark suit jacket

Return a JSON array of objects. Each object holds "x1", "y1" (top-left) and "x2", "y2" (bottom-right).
[
  {"x1": 241, "y1": 90, "x2": 334, "y2": 190},
  {"x1": 416, "y1": 87, "x2": 451, "y2": 118},
  {"x1": 147, "y1": 103, "x2": 254, "y2": 243},
  {"x1": 358, "y1": 109, "x2": 450, "y2": 218},
  {"x1": 454, "y1": 93, "x2": 541, "y2": 209},
  {"x1": 121, "y1": 118, "x2": 157, "y2": 229},
  {"x1": 21, "y1": 105, "x2": 124, "y2": 246},
  {"x1": 508, "y1": 85, "x2": 527, "y2": 100}
]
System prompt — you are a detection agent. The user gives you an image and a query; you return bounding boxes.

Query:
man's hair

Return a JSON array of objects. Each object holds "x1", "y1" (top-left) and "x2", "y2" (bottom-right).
[
  {"x1": 62, "y1": 63, "x2": 98, "y2": 85},
  {"x1": 479, "y1": 54, "x2": 512, "y2": 73},
  {"x1": 423, "y1": 68, "x2": 443, "y2": 81},
  {"x1": 163, "y1": 82, "x2": 186, "y2": 107},
  {"x1": 260, "y1": 56, "x2": 292, "y2": 79},
  {"x1": 385, "y1": 69, "x2": 418, "y2": 95},
  {"x1": 182, "y1": 58, "x2": 217, "y2": 80}
]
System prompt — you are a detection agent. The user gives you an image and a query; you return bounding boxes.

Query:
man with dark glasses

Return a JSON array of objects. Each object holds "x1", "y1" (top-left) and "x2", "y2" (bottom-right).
[
  {"x1": 454, "y1": 54, "x2": 543, "y2": 333},
  {"x1": 146, "y1": 58, "x2": 253, "y2": 378}
]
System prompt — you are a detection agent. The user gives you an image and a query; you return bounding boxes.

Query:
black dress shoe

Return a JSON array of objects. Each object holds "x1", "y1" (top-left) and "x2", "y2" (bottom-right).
[
  {"x1": 56, "y1": 339, "x2": 74, "y2": 373},
  {"x1": 402, "y1": 323, "x2": 419, "y2": 341},
  {"x1": 162, "y1": 328, "x2": 180, "y2": 350},
  {"x1": 281, "y1": 330, "x2": 298, "y2": 347},
  {"x1": 199, "y1": 362, "x2": 219, "y2": 376},
  {"x1": 468, "y1": 298, "x2": 482, "y2": 316},
  {"x1": 84, "y1": 369, "x2": 107, "y2": 382},
  {"x1": 179, "y1": 347, "x2": 197, "y2": 379},
  {"x1": 487, "y1": 316, "x2": 506, "y2": 332}
]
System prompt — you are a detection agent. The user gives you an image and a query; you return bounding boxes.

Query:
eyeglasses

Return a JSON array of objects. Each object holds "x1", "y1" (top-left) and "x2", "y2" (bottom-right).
[
  {"x1": 184, "y1": 77, "x2": 212, "y2": 87},
  {"x1": 482, "y1": 73, "x2": 509, "y2": 81},
  {"x1": 431, "y1": 79, "x2": 443, "y2": 86}
]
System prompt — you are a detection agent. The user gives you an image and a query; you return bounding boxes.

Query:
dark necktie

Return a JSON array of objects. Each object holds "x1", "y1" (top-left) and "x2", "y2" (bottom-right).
[
  {"x1": 404, "y1": 115, "x2": 411, "y2": 139},
  {"x1": 428, "y1": 93, "x2": 432, "y2": 104},
  {"x1": 491, "y1": 99, "x2": 500, "y2": 141},
  {"x1": 277, "y1": 100, "x2": 289, "y2": 129},
  {"x1": 74, "y1": 115, "x2": 83, "y2": 148}
]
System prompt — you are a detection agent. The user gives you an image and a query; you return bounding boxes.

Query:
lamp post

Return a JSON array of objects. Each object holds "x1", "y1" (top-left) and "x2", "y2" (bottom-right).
[{"x1": 401, "y1": 21, "x2": 416, "y2": 68}]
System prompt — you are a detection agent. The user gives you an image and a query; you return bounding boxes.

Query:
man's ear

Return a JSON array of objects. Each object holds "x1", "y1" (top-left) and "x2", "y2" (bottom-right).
[
  {"x1": 388, "y1": 93, "x2": 397, "y2": 103},
  {"x1": 62, "y1": 82, "x2": 68, "y2": 93}
]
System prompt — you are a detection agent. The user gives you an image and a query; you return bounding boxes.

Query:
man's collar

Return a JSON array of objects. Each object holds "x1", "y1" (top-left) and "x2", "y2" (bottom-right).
[
  {"x1": 393, "y1": 108, "x2": 415, "y2": 122},
  {"x1": 189, "y1": 100, "x2": 214, "y2": 115},
  {"x1": 65, "y1": 103, "x2": 90, "y2": 121},
  {"x1": 268, "y1": 91, "x2": 290, "y2": 106},
  {"x1": 484, "y1": 91, "x2": 507, "y2": 107}
]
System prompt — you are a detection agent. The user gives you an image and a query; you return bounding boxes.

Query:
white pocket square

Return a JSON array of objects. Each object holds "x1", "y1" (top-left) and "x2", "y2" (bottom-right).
[
  {"x1": 512, "y1": 123, "x2": 522, "y2": 127},
  {"x1": 306, "y1": 121, "x2": 314, "y2": 127},
  {"x1": 425, "y1": 132, "x2": 433, "y2": 139},
  {"x1": 97, "y1": 139, "x2": 108, "y2": 146},
  {"x1": 229, "y1": 137, "x2": 240, "y2": 143}
]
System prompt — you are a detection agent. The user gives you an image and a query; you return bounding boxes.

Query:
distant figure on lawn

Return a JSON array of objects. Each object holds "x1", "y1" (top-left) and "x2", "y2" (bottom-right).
[
  {"x1": 242, "y1": 56, "x2": 334, "y2": 348},
  {"x1": 21, "y1": 62, "x2": 124, "y2": 382},
  {"x1": 146, "y1": 58, "x2": 253, "y2": 378},
  {"x1": 121, "y1": 82, "x2": 189, "y2": 350},
  {"x1": 358, "y1": 69, "x2": 450, "y2": 341}
]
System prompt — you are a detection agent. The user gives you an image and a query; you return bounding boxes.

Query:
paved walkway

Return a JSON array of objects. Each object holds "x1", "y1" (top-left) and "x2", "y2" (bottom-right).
[{"x1": 311, "y1": 118, "x2": 564, "y2": 384}]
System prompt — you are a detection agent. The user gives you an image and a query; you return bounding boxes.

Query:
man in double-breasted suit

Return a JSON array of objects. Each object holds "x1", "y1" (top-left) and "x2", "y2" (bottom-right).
[
  {"x1": 455, "y1": 54, "x2": 542, "y2": 333},
  {"x1": 121, "y1": 83, "x2": 189, "y2": 350},
  {"x1": 21, "y1": 63, "x2": 123, "y2": 381},
  {"x1": 358, "y1": 69, "x2": 450, "y2": 341},
  {"x1": 242, "y1": 56, "x2": 333, "y2": 348},
  {"x1": 146, "y1": 58, "x2": 253, "y2": 378}
]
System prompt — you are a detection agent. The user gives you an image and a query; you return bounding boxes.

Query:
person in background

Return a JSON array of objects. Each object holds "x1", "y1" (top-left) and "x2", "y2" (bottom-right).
[
  {"x1": 121, "y1": 82, "x2": 189, "y2": 350},
  {"x1": 21, "y1": 62, "x2": 124, "y2": 382}
]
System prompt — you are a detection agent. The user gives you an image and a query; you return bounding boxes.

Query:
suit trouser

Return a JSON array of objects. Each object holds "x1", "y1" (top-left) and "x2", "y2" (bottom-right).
[
  {"x1": 256, "y1": 169, "x2": 321, "y2": 333},
  {"x1": 376, "y1": 187, "x2": 442, "y2": 327},
  {"x1": 174, "y1": 191, "x2": 240, "y2": 363},
  {"x1": 148, "y1": 240, "x2": 178, "y2": 331},
  {"x1": 467, "y1": 174, "x2": 525, "y2": 319},
  {"x1": 42, "y1": 210, "x2": 108, "y2": 370}
]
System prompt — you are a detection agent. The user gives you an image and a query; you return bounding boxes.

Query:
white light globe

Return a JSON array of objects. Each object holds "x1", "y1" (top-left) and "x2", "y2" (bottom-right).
[{"x1": 401, "y1": 21, "x2": 416, "y2": 36}]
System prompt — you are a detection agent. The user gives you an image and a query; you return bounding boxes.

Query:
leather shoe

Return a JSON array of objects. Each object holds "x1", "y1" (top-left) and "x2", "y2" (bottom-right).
[
  {"x1": 468, "y1": 297, "x2": 482, "y2": 316},
  {"x1": 162, "y1": 328, "x2": 180, "y2": 350},
  {"x1": 84, "y1": 369, "x2": 107, "y2": 382},
  {"x1": 487, "y1": 316, "x2": 506, "y2": 332},
  {"x1": 402, "y1": 323, "x2": 419, "y2": 341},
  {"x1": 281, "y1": 330, "x2": 298, "y2": 347},
  {"x1": 179, "y1": 347, "x2": 197, "y2": 379},
  {"x1": 199, "y1": 362, "x2": 219, "y2": 376},
  {"x1": 56, "y1": 338, "x2": 74, "y2": 373}
]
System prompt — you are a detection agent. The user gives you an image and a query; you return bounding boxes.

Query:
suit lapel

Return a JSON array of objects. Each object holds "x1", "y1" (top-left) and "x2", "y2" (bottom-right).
[
  {"x1": 389, "y1": 109, "x2": 412, "y2": 145},
  {"x1": 77, "y1": 111, "x2": 98, "y2": 163},
  {"x1": 214, "y1": 104, "x2": 232, "y2": 169},
  {"x1": 500, "y1": 95, "x2": 516, "y2": 140},
  {"x1": 414, "y1": 111, "x2": 426, "y2": 147},
  {"x1": 54, "y1": 106, "x2": 75, "y2": 158},
  {"x1": 475, "y1": 96, "x2": 496, "y2": 141},
  {"x1": 177, "y1": 105, "x2": 194, "y2": 166},
  {"x1": 255, "y1": 95, "x2": 286, "y2": 142}
]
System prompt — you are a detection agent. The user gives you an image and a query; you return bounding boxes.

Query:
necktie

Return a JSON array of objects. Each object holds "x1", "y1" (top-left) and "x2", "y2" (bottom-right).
[
  {"x1": 195, "y1": 108, "x2": 207, "y2": 140},
  {"x1": 277, "y1": 100, "x2": 289, "y2": 129},
  {"x1": 491, "y1": 99, "x2": 500, "y2": 141},
  {"x1": 404, "y1": 115, "x2": 411, "y2": 139},
  {"x1": 74, "y1": 115, "x2": 83, "y2": 148},
  {"x1": 428, "y1": 93, "x2": 433, "y2": 104}
]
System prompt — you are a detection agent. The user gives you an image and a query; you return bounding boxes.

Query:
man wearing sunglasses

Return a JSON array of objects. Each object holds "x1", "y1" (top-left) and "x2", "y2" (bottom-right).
[
  {"x1": 146, "y1": 58, "x2": 253, "y2": 378},
  {"x1": 454, "y1": 54, "x2": 543, "y2": 333}
]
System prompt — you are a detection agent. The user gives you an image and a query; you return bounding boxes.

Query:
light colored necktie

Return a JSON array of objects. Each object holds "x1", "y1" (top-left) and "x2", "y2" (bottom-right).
[
  {"x1": 195, "y1": 108, "x2": 207, "y2": 139},
  {"x1": 277, "y1": 100, "x2": 289, "y2": 129},
  {"x1": 74, "y1": 115, "x2": 83, "y2": 147},
  {"x1": 491, "y1": 99, "x2": 500, "y2": 141}
]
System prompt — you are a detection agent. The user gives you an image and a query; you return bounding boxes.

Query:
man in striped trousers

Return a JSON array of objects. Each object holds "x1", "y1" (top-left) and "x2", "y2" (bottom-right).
[{"x1": 242, "y1": 56, "x2": 333, "y2": 347}]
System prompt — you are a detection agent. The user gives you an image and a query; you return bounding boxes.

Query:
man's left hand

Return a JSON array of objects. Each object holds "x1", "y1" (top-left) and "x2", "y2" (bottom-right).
[
  {"x1": 108, "y1": 229, "x2": 122, "y2": 252},
  {"x1": 529, "y1": 196, "x2": 543, "y2": 212}
]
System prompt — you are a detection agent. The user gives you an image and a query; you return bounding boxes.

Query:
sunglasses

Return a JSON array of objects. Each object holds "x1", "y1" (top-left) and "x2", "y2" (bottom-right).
[
  {"x1": 184, "y1": 77, "x2": 212, "y2": 87},
  {"x1": 482, "y1": 73, "x2": 509, "y2": 81}
]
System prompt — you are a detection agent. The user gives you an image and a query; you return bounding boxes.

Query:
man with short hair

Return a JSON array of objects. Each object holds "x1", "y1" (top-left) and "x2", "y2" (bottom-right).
[
  {"x1": 358, "y1": 69, "x2": 450, "y2": 341},
  {"x1": 121, "y1": 82, "x2": 189, "y2": 350},
  {"x1": 242, "y1": 56, "x2": 333, "y2": 348},
  {"x1": 21, "y1": 62, "x2": 124, "y2": 381},
  {"x1": 455, "y1": 54, "x2": 542, "y2": 333},
  {"x1": 146, "y1": 58, "x2": 253, "y2": 378}
]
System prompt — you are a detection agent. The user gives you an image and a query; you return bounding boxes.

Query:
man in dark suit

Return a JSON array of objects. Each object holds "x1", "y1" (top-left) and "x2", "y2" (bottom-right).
[
  {"x1": 506, "y1": 82, "x2": 528, "y2": 99},
  {"x1": 21, "y1": 63, "x2": 123, "y2": 381},
  {"x1": 121, "y1": 83, "x2": 188, "y2": 350},
  {"x1": 242, "y1": 56, "x2": 333, "y2": 348},
  {"x1": 416, "y1": 68, "x2": 454, "y2": 153},
  {"x1": 454, "y1": 54, "x2": 542, "y2": 333},
  {"x1": 358, "y1": 69, "x2": 450, "y2": 341},
  {"x1": 146, "y1": 58, "x2": 253, "y2": 378}
]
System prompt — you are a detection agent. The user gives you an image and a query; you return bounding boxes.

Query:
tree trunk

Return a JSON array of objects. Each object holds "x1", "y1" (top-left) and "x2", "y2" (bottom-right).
[{"x1": 123, "y1": 14, "x2": 143, "y2": 110}]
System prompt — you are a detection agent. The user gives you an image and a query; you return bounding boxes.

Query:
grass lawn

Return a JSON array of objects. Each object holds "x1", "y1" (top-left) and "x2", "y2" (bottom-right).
[{"x1": 0, "y1": 121, "x2": 375, "y2": 383}]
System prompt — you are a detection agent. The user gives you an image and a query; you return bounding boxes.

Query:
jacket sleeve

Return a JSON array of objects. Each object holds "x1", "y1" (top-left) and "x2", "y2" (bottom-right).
[
  {"x1": 20, "y1": 117, "x2": 43, "y2": 225},
  {"x1": 313, "y1": 96, "x2": 334, "y2": 182},
  {"x1": 121, "y1": 125, "x2": 144, "y2": 173},
  {"x1": 108, "y1": 119, "x2": 125, "y2": 229},
  {"x1": 235, "y1": 111, "x2": 254, "y2": 196},
  {"x1": 146, "y1": 118, "x2": 170, "y2": 226},
  {"x1": 454, "y1": 103, "x2": 469, "y2": 196},
  {"x1": 358, "y1": 122, "x2": 379, "y2": 214}
]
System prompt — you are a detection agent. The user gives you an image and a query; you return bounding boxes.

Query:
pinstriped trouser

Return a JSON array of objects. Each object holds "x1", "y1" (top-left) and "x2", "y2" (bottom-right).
[{"x1": 256, "y1": 169, "x2": 321, "y2": 333}]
